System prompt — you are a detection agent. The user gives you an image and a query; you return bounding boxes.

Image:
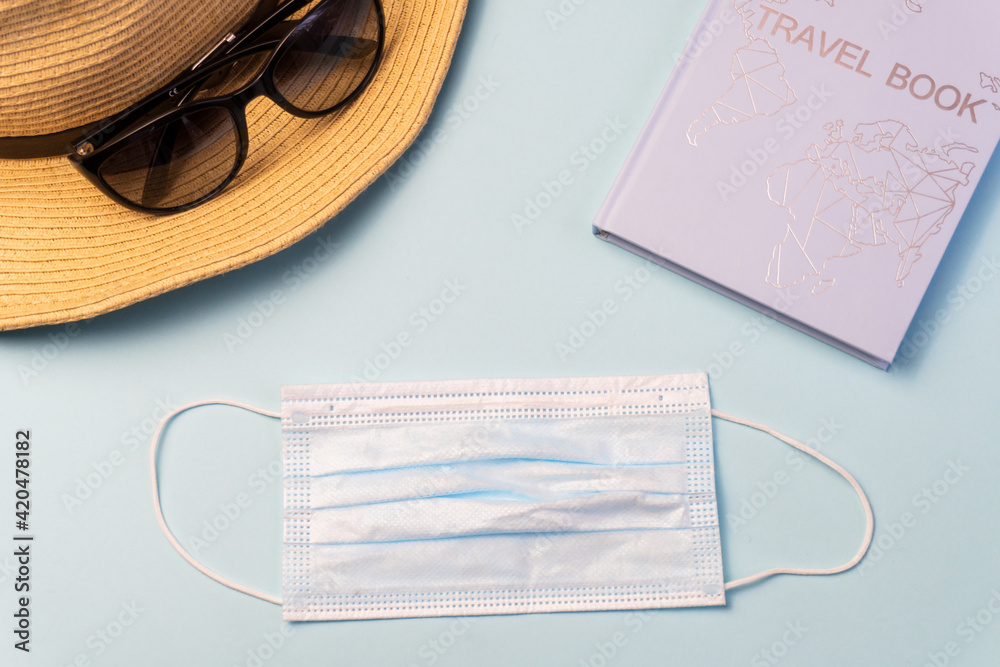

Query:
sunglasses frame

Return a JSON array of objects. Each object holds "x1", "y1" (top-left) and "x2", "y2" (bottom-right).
[{"x1": 68, "y1": 0, "x2": 386, "y2": 214}]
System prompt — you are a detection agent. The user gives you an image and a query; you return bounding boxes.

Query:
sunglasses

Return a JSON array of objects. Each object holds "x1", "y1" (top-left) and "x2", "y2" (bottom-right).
[{"x1": 68, "y1": 0, "x2": 385, "y2": 214}]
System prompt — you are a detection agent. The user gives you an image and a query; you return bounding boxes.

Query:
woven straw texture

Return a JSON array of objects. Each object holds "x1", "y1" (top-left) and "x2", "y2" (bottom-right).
[
  {"x1": 0, "y1": 0, "x2": 260, "y2": 135},
  {"x1": 0, "y1": 0, "x2": 467, "y2": 331}
]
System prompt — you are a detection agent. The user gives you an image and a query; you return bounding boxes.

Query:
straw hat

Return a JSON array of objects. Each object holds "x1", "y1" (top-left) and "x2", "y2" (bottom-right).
[{"x1": 0, "y1": 0, "x2": 467, "y2": 331}]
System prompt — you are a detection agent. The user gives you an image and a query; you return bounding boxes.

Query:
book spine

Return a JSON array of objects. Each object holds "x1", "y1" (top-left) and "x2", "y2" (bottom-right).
[{"x1": 593, "y1": 0, "x2": 733, "y2": 234}]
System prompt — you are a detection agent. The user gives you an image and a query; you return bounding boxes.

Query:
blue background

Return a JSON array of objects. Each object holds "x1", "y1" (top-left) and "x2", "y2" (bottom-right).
[{"x1": 4, "y1": 1, "x2": 1000, "y2": 665}]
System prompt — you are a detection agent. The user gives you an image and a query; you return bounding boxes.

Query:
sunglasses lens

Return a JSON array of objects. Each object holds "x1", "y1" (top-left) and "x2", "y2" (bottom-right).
[
  {"x1": 98, "y1": 107, "x2": 240, "y2": 211},
  {"x1": 272, "y1": 0, "x2": 381, "y2": 113}
]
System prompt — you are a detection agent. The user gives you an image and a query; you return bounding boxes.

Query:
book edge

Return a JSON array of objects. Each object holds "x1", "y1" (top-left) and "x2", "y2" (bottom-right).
[{"x1": 594, "y1": 226, "x2": 892, "y2": 371}]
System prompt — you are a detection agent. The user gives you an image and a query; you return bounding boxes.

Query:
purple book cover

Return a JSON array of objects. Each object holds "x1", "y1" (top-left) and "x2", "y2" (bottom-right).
[{"x1": 594, "y1": 0, "x2": 1000, "y2": 368}]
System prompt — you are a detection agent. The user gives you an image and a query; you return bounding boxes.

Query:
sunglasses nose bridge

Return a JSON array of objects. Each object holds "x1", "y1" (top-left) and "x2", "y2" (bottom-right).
[{"x1": 231, "y1": 80, "x2": 268, "y2": 111}]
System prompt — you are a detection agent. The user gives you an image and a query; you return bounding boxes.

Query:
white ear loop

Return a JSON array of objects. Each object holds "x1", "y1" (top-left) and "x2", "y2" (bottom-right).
[
  {"x1": 712, "y1": 409, "x2": 875, "y2": 591},
  {"x1": 149, "y1": 401, "x2": 875, "y2": 606},
  {"x1": 150, "y1": 399, "x2": 282, "y2": 605}
]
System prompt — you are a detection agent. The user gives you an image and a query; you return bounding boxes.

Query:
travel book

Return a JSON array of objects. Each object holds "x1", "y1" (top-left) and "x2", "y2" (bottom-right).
[{"x1": 594, "y1": 0, "x2": 1000, "y2": 369}]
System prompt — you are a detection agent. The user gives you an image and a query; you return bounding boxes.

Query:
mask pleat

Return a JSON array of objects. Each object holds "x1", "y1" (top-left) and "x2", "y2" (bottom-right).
[
  {"x1": 308, "y1": 459, "x2": 689, "y2": 508},
  {"x1": 303, "y1": 530, "x2": 714, "y2": 594},
  {"x1": 308, "y1": 491, "x2": 694, "y2": 544},
  {"x1": 299, "y1": 415, "x2": 690, "y2": 474}
]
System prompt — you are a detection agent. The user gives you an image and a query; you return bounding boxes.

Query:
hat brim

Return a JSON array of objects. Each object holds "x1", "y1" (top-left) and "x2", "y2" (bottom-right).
[{"x1": 0, "y1": 0, "x2": 467, "y2": 331}]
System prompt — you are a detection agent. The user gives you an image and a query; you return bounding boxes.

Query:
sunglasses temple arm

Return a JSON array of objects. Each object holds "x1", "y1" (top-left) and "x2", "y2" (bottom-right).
[
  {"x1": 132, "y1": 2, "x2": 309, "y2": 202},
  {"x1": 72, "y1": 2, "x2": 307, "y2": 154},
  {"x1": 72, "y1": 70, "x2": 214, "y2": 153},
  {"x1": 136, "y1": 121, "x2": 183, "y2": 208},
  {"x1": 135, "y1": 39, "x2": 375, "y2": 204},
  {"x1": 289, "y1": 36, "x2": 378, "y2": 60},
  {"x1": 226, "y1": 0, "x2": 311, "y2": 55}
]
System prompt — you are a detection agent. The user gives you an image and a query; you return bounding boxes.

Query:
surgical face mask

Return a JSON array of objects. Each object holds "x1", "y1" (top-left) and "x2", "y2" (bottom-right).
[{"x1": 150, "y1": 374, "x2": 873, "y2": 621}]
